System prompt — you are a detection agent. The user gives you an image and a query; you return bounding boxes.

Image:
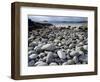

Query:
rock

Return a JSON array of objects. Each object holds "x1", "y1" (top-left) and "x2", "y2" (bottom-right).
[
  {"x1": 76, "y1": 39, "x2": 80, "y2": 43},
  {"x1": 42, "y1": 57, "x2": 47, "y2": 62},
  {"x1": 63, "y1": 60, "x2": 75, "y2": 65},
  {"x1": 39, "y1": 53, "x2": 46, "y2": 58},
  {"x1": 41, "y1": 39, "x2": 48, "y2": 43},
  {"x1": 28, "y1": 50, "x2": 34, "y2": 55},
  {"x1": 63, "y1": 59, "x2": 74, "y2": 65},
  {"x1": 75, "y1": 46, "x2": 83, "y2": 51},
  {"x1": 78, "y1": 51, "x2": 84, "y2": 55},
  {"x1": 65, "y1": 39, "x2": 72, "y2": 46},
  {"x1": 61, "y1": 41, "x2": 65, "y2": 45},
  {"x1": 75, "y1": 27, "x2": 79, "y2": 31},
  {"x1": 49, "y1": 37, "x2": 54, "y2": 41},
  {"x1": 54, "y1": 58, "x2": 62, "y2": 65},
  {"x1": 70, "y1": 50, "x2": 79, "y2": 56},
  {"x1": 28, "y1": 60, "x2": 35, "y2": 66},
  {"x1": 57, "y1": 36, "x2": 62, "y2": 40},
  {"x1": 69, "y1": 43, "x2": 75, "y2": 49},
  {"x1": 58, "y1": 43, "x2": 62, "y2": 46},
  {"x1": 34, "y1": 44, "x2": 43, "y2": 52},
  {"x1": 79, "y1": 55, "x2": 87, "y2": 62},
  {"x1": 83, "y1": 45, "x2": 88, "y2": 50},
  {"x1": 46, "y1": 52, "x2": 54, "y2": 63},
  {"x1": 82, "y1": 62, "x2": 87, "y2": 64},
  {"x1": 72, "y1": 56, "x2": 78, "y2": 63},
  {"x1": 62, "y1": 62, "x2": 67, "y2": 65},
  {"x1": 29, "y1": 54, "x2": 38, "y2": 59},
  {"x1": 78, "y1": 35, "x2": 84, "y2": 41},
  {"x1": 66, "y1": 54, "x2": 71, "y2": 59},
  {"x1": 54, "y1": 39, "x2": 60, "y2": 43},
  {"x1": 49, "y1": 62, "x2": 58, "y2": 66},
  {"x1": 57, "y1": 50, "x2": 66, "y2": 59},
  {"x1": 77, "y1": 42, "x2": 83, "y2": 46},
  {"x1": 37, "y1": 62, "x2": 48, "y2": 66},
  {"x1": 52, "y1": 53, "x2": 58, "y2": 58},
  {"x1": 28, "y1": 47, "x2": 33, "y2": 51},
  {"x1": 61, "y1": 59, "x2": 67, "y2": 63},
  {"x1": 41, "y1": 43, "x2": 55, "y2": 51},
  {"x1": 28, "y1": 36, "x2": 35, "y2": 41},
  {"x1": 35, "y1": 61, "x2": 47, "y2": 65},
  {"x1": 66, "y1": 49, "x2": 71, "y2": 54},
  {"x1": 29, "y1": 41, "x2": 38, "y2": 47}
]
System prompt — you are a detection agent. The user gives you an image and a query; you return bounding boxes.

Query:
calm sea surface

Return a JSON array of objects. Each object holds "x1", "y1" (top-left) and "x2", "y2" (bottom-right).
[{"x1": 51, "y1": 23, "x2": 87, "y2": 27}]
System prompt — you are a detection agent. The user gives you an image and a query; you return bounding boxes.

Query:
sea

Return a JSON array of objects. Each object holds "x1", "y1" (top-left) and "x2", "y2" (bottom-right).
[{"x1": 51, "y1": 22, "x2": 87, "y2": 27}]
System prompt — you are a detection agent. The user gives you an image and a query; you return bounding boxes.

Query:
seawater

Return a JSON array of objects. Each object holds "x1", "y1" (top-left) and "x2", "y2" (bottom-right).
[{"x1": 51, "y1": 23, "x2": 87, "y2": 27}]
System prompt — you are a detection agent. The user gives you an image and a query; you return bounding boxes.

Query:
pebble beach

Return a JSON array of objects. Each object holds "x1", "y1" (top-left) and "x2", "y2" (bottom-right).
[{"x1": 28, "y1": 20, "x2": 88, "y2": 66}]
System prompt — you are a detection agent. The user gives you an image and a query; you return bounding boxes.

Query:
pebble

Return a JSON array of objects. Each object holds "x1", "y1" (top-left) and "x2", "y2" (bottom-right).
[
  {"x1": 54, "y1": 39, "x2": 60, "y2": 43},
  {"x1": 28, "y1": 50, "x2": 34, "y2": 55},
  {"x1": 63, "y1": 59, "x2": 74, "y2": 65},
  {"x1": 37, "y1": 62, "x2": 48, "y2": 66},
  {"x1": 72, "y1": 56, "x2": 78, "y2": 63},
  {"x1": 79, "y1": 55, "x2": 87, "y2": 62},
  {"x1": 83, "y1": 45, "x2": 88, "y2": 50},
  {"x1": 29, "y1": 54, "x2": 38, "y2": 59},
  {"x1": 69, "y1": 43, "x2": 75, "y2": 49},
  {"x1": 29, "y1": 41, "x2": 38, "y2": 47},
  {"x1": 34, "y1": 44, "x2": 43, "y2": 52},
  {"x1": 28, "y1": 60, "x2": 35, "y2": 66},
  {"x1": 70, "y1": 50, "x2": 79, "y2": 56},
  {"x1": 49, "y1": 62, "x2": 58, "y2": 66},
  {"x1": 66, "y1": 60, "x2": 75, "y2": 65},
  {"x1": 78, "y1": 51, "x2": 84, "y2": 55},
  {"x1": 57, "y1": 50, "x2": 66, "y2": 59},
  {"x1": 46, "y1": 52, "x2": 54, "y2": 63},
  {"x1": 39, "y1": 53, "x2": 46, "y2": 58},
  {"x1": 41, "y1": 43, "x2": 55, "y2": 51}
]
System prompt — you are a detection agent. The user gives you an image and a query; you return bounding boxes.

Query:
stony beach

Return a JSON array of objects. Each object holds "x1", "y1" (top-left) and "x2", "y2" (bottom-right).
[{"x1": 28, "y1": 21, "x2": 88, "y2": 66}]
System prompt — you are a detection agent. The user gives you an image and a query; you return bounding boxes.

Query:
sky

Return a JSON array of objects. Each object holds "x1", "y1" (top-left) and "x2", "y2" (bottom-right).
[{"x1": 28, "y1": 15, "x2": 87, "y2": 23}]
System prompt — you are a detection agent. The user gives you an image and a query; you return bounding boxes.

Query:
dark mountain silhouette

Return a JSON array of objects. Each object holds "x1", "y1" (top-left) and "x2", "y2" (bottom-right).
[{"x1": 28, "y1": 19, "x2": 53, "y2": 31}]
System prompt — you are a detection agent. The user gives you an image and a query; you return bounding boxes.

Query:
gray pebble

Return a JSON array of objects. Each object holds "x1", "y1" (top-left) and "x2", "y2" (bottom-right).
[
  {"x1": 28, "y1": 60, "x2": 35, "y2": 66},
  {"x1": 39, "y1": 53, "x2": 46, "y2": 58},
  {"x1": 54, "y1": 39, "x2": 60, "y2": 43},
  {"x1": 83, "y1": 45, "x2": 88, "y2": 50},
  {"x1": 69, "y1": 43, "x2": 75, "y2": 49},
  {"x1": 41, "y1": 43, "x2": 55, "y2": 51},
  {"x1": 29, "y1": 54, "x2": 38, "y2": 59},
  {"x1": 70, "y1": 50, "x2": 79, "y2": 56},
  {"x1": 63, "y1": 60, "x2": 74, "y2": 65},
  {"x1": 72, "y1": 56, "x2": 78, "y2": 63},
  {"x1": 37, "y1": 62, "x2": 48, "y2": 66},
  {"x1": 34, "y1": 44, "x2": 43, "y2": 52},
  {"x1": 78, "y1": 50, "x2": 84, "y2": 55},
  {"x1": 46, "y1": 52, "x2": 54, "y2": 63},
  {"x1": 57, "y1": 50, "x2": 66, "y2": 59},
  {"x1": 49, "y1": 62, "x2": 58, "y2": 66},
  {"x1": 29, "y1": 41, "x2": 38, "y2": 47}
]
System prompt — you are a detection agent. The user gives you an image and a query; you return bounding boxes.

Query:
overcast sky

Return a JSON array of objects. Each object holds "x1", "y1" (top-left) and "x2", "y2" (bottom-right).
[{"x1": 28, "y1": 15, "x2": 87, "y2": 23}]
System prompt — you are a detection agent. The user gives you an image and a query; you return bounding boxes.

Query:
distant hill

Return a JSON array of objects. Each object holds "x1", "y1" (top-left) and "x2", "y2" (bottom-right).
[{"x1": 28, "y1": 19, "x2": 53, "y2": 31}]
